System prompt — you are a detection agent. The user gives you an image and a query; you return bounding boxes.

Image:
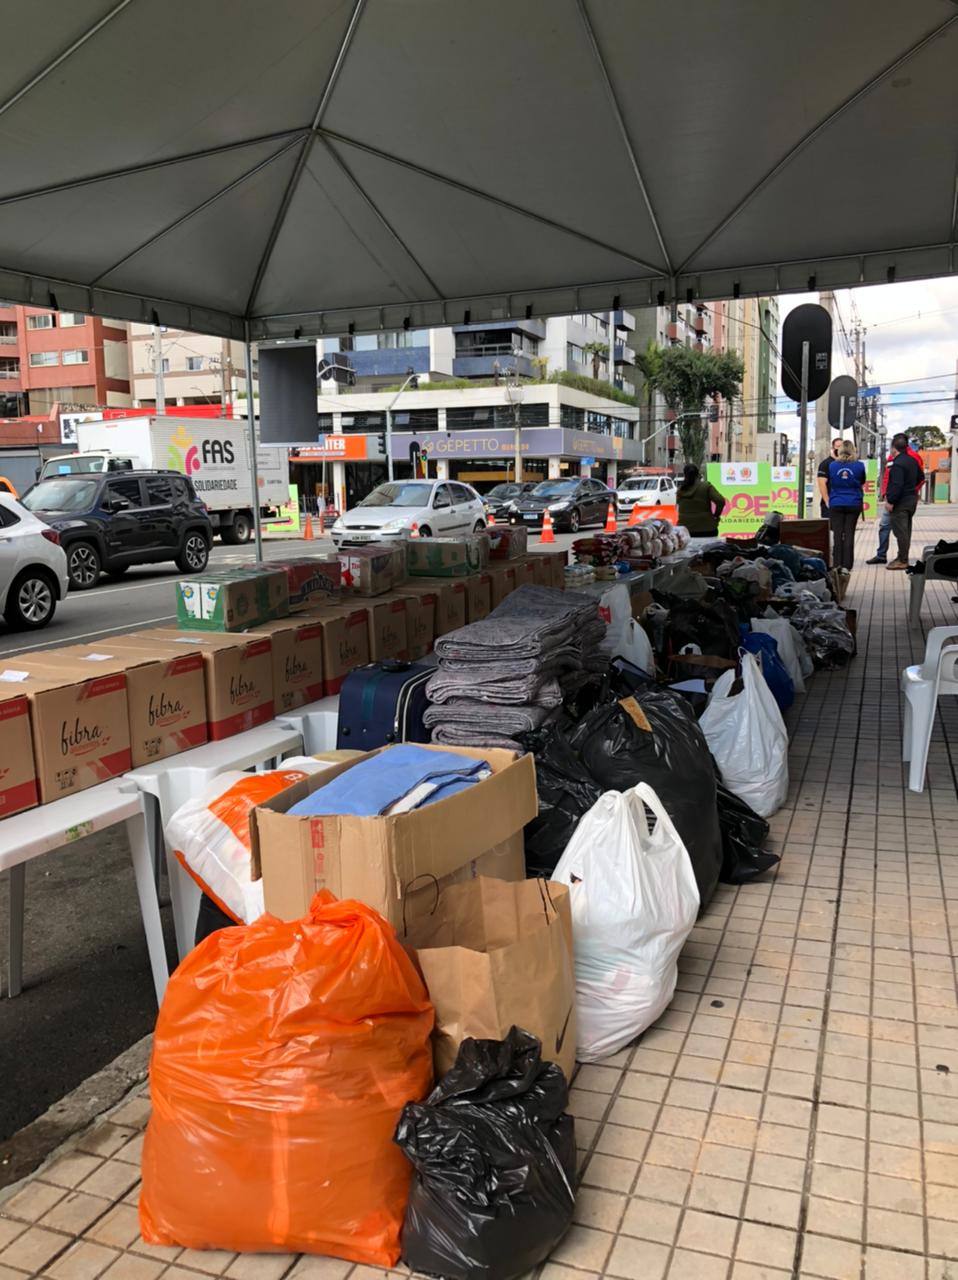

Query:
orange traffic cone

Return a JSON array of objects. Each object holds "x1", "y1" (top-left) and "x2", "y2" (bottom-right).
[
  {"x1": 487, "y1": 511, "x2": 495, "y2": 526},
  {"x1": 604, "y1": 502, "x2": 617, "y2": 533},
  {"x1": 303, "y1": 513, "x2": 314, "y2": 540},
  {"x1": 540, "y1": 508, "x2": 556, "y2": 544},
  {"x1": 627, "y1": 503, "x2": 641, "y2": 527},
  {"x1": 409, "y1": 522, "x2": 420, "y2": 538}
]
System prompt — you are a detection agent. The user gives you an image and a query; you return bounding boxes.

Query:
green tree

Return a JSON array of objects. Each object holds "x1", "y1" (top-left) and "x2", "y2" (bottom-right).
[
  {"x1": 907, "y1": 424, "x2": 947, "y2": 449},
  {"x1": 530, "y1": 355, "x2": 550, "y2": 382},
  {"x1": 654, "y1": 345, "x2": 744, "y2": 467},
  {"x1": 582, "y1": 340, "x2": 609, "y2": 381},
  {"x1": 634, "y1": 338, "x2": 663, "y2": 443}
]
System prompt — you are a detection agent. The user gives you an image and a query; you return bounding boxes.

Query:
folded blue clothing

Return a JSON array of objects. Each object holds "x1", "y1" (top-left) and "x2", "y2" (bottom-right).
[{"x1": 287, "y1": 744, "x2": 491, "y2": 817}]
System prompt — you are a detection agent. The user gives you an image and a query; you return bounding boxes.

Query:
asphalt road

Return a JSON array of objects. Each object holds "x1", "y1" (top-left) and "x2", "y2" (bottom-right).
[{"x1": 0, "y1": 526, "x2": 584, "y2": 1145}]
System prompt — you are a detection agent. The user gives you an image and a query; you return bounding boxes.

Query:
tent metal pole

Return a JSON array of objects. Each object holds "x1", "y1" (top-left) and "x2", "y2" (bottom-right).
[
  {"x1": 244, "y1": 326, "x2": 263, "y2": 559},
  {"x1": 797, "y1": 341, "x2": 810, "y2": 520}
]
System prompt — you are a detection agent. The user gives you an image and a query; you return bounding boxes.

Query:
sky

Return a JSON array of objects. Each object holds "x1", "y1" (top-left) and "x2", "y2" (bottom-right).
[{"x1": 775, "y1": 278, "x2": 958, "y2": 444}]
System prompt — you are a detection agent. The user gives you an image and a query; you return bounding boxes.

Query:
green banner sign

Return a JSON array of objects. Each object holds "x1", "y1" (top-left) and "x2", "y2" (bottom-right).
[{"x1": 705, "y1": 461, "x2": 879, "y2": 535}]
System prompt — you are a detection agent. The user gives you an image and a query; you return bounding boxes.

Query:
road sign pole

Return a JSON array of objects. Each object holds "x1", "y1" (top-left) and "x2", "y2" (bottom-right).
[{"x1": 797, "y1": 341, "x2": 810, "y2": 520}]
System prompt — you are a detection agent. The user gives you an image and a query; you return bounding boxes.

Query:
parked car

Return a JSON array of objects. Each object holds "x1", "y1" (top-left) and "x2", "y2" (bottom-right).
[
  {"x1": 616, "y1": 473, "x2": 677, "y2": 514},
  {"x1": 331, "y1": 480, "x2": 486, "y2": 546},
  {"x1": 482, "y1": 481, "x2": 538, "y2": 520},
  {"x1": 21, "y1": 470, "x2": 212, "y2": 591},
  {"x1": 508, "y1": 477, "x2": 613, "y2": 532},
  {"x1": 0, "y1": 491, "x2": 68, "y2": 629}
]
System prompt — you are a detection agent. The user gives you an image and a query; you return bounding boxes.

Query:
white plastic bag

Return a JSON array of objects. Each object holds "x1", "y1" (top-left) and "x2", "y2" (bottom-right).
[
  {"x1": 165, "y1": 758, "x2": 330, "y2": 924},
  {"x1": 699, "y1": 652, "x2": 789, "y2": 818},
  {"x1": 551, "y1": 783, "x2": 700, "y2": 1063},
  {"x1": 597, "y1": 582, "x2": 632, "y2": 657},
  {"x1": 751, "y1": 618, "x2": 806, "y2": 693}
]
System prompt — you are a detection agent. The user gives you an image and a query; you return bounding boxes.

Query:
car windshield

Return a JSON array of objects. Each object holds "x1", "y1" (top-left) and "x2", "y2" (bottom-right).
[
  {"x1": 358, "y1": 482, "x2": 433, "y2": 509},
  {"x1": 621, "y1": 478, "x2": 659, "y2": 491},
  {"x1": 22, "y1": 478, "x2": 99, "y2": 512},
  {"x1": 486, "y1": 484, "x2": 517, "y2": 499},
  {"x1": 530, "y1": 481, "x2": 577, "y2": 498}
]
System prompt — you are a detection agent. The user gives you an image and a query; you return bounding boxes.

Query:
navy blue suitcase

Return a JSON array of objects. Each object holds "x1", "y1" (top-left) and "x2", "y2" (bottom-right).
[{"x1": 336, "y1": 658, "x2": 436, "y2": 750}]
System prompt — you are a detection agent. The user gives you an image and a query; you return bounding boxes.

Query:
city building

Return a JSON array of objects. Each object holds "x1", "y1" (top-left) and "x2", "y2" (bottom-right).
[
  {"x1": 0, "y1": 304, "x2": 131, "y2": 415},
  {"x1": 317, "y1": 311, "x2": 638, "y2": 395},
  {"x1": 295, "y1": 382, "x2": 643, "y2": 513},
  {"x1": 128, "y1": 325, "x2": 247, "y2": 410}
]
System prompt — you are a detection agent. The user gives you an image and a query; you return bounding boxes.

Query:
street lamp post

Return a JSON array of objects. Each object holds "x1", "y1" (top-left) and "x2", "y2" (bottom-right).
[
  {"x1": 385, "y1": 367, "x2": 418, "y2": 482},
  {"x1": 505, "y1": 350, "x2": 524, "y2": 483}
]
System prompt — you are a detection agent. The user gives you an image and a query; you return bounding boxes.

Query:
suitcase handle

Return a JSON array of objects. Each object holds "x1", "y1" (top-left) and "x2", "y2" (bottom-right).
[{"x1": 381, "y1": 659, "x2": 412, "y2": 673}]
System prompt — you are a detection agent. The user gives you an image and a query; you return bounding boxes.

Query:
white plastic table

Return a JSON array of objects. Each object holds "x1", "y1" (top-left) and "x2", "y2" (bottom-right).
[
  {"x1": 124, "y1": 721, "x2": 304, "y2": 959},
  {"x1": 0, "y1": 780, "x2": 168, "y2": 1003},
  {"x1": 909, "y1": 544, "x2": 958, "y2": 626},
  {"x1": 276, "y1": 694, "x2": 340, "y2": 755}
]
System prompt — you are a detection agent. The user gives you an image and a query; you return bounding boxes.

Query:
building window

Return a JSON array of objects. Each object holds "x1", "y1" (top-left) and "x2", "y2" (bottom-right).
[
  {"x1": 26, "y1": 314, "x2": 54, "y2": 330},
  {"x1": 0, "y1": 358, "x2": 19, "y2": 379},
  {"x1": 29, "y1": 351, "x2": 58, "y2": 367},
  {"x1": 62, "y1": 349, "x2": 89, "y2": 365},
  {"x1": 60, "y1": 313, "x2": 85, "y2": 327},
  {"x1": 567, "y1": 343, "x2": 587, "y2": 366},
  {"x1": 186, "y1": 356, "x2": 204, "y2": 371},
  {"x1": 161, "y1": 358, "x2": 170, "y2": 373}
]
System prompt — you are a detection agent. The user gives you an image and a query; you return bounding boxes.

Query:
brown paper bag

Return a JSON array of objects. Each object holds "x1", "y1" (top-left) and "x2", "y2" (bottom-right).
[{"x1": 405, "y1": 876, "x2": 577, "y2": 1082}]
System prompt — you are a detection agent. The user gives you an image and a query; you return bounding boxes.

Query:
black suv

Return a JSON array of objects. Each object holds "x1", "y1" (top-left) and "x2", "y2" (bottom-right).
[{"x1": 22, "y1": 470, "x2": 212, "y2": 590}]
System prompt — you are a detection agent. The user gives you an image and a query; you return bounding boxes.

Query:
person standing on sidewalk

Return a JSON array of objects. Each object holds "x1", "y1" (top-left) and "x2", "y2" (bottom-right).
[
  {"x1": 885, "y1": 433, "x2": 923, "y2": 570},
  {"x1": 676, "y1": 464, "x2": 726, "y2": 536},
  {"x1": 817, "y1": 438, "x2": 842, "y2": 517},
  {"x1": 867, "y1": 442, "x2": 924, "y2": 565},
  {"x1": 826, "y1": 441, "x2": 866, "y2": 572}
]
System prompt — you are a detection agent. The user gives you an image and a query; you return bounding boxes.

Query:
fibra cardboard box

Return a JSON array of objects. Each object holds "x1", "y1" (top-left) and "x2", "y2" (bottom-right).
[
  {"x1": 485, "y1": 563, "x2": 516, "y2": 609},
  {"x1": 302, "y1": 605, "x2": 371, "y2": 694},
  {"x1": 244, "y1": 616, "x2": 325, "y2": 713},
  {"x1": 397, "y1": 578, "x2": 465, "y2": 637},
  {"x1": 0, "y1": 688, "x2": 38, "y2": 817},
  {"x1": 381, "y1": 588, "x2": 434, "y2": 660},
  {"x1": 250, "y1": 745, "x2": 536, "y2": 930},
  {"x1": 175, "y1": 569, "x2": 288, "y2": 631},
  {"x1": 363, "y1": 596, "x2": 409, "y2": 663}
]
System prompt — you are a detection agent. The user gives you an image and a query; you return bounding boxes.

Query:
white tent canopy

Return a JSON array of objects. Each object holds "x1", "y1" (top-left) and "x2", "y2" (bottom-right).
[{"x1": 0, "y1": 0, "x2": 956, "y2": 339}]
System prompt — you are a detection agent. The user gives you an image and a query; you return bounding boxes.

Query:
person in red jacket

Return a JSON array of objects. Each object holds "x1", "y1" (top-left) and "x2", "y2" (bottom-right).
[{"x1": 866, "y1": 443, "x2": 924, "y2": 565}]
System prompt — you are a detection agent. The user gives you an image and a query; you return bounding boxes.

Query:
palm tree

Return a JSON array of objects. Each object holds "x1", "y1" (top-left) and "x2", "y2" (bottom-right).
[
  {"x1": 634, "y1": 338, "x2": 663, "y2": 448},
  {"x1": 582, "y1": 341, "x2": 609, "y2": 381}
]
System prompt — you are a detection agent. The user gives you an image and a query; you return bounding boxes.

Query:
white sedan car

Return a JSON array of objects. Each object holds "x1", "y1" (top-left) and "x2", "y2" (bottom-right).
[
  {"x1": 616, "y1": 474, "x2": 677, "y2": 514},
  {"x1": 0, "y1": 492, "x2": 69, "y2": 629},
  {"x1": 331, "y1": 480, "x2": 487, "y2": 546}
]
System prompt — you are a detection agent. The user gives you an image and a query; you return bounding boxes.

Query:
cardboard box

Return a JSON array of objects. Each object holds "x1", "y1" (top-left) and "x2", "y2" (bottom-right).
[
  {"x1": 408, "y1": 578, "x2": 466, "y2": 636},
  {"x1": 539, "y1": 550, "x2": 568, "y2": 590},
  {"x1": 486, "y1": 563, "x2": 516, "y2": 609},
  {"x1": 35, "y1": 641, "x2": 209, "y2": 767},
  {"x1": 406, "y1": 534, "x2": 490, "y2": 578},
  {"x1": 1, "y1": 660, "x2": 131, "y2": 802},
  {"x1": 487, "y1": 525, "x2": 528, "y2": 560},
  {"x1": 338, "y1": 544, "x2": 406, "y2": 597},
  {"x1": 464, "y1": 573, "x2": 492, "y2": 623},
  {"x1": 512, "y1": 558, "x2": 537, "y2": 590},
  {"x1": 175, "y1": 569, "x2": 288, "y2": 631},
  {"x1": 363, "y1": 596, "x2": 409, "y2": 662},
  {"x1": 117, "y1": 628, "x2": 274, "y2": 740},
  {"x1": 0, "y1": 689, "x2": 38, "y2": 817},
  {"x1": 384, "y1": 588, "x2": 435, "y2": 660},
  {"x1": 521, "y1": 554, "x2": 551, "y2": 589},
  {"x1": 304, "y1": 605, "x2": 371, "y2": 694},
  {"x1": 251, "y1": 744, "x2": 536, "y2": 928},
  {"x1": 244, "y1": 616, "x2": 326, "y2": 713},
  {"x1": 248, "y1": 558, "x2": 341, "y2": 611}
]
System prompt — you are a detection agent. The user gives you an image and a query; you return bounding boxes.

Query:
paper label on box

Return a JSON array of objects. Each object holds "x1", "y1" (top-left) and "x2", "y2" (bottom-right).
[
  {"x1": 80, "y1": 653, "x2": 114, "y2": 662},
  {"x1": 0, "y1": 669, "x2": 29, "y2": 682},
  {"x1": 201, "y1": 583, "x2": 220, "y2": 619},
  {"x1": 178, "y1": 581, "x2": 202, "y2": 619}
]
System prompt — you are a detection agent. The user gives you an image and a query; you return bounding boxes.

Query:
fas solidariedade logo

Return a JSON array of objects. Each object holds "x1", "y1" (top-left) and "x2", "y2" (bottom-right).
[{"x1": 167, "y1": 425, "x2": 236, "y2": 475}]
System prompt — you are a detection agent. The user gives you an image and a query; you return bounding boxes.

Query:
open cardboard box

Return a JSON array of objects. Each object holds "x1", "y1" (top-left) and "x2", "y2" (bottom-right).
[{"x1": 250, "y1": 744, "x2": 537, "y2": 929}]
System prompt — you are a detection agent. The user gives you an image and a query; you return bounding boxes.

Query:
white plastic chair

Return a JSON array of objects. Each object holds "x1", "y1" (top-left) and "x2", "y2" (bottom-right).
[
  {"x1": 901, "y1": 625, "x2": 958, "y2": 791},
  {"x1": 275, "y1": 694, "x2": 340, "y2": 755}
]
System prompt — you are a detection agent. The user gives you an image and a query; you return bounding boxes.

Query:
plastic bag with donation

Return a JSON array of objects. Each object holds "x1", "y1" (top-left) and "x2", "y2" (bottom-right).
[
  {"x1": 751, "y1": 617, "x2": 806, "y2": 693},
  {"x1": 699, "y1": 652, "x2": 789, "y2": 819},
  {"x1": 164, "y1": 759, "x2": 329, "y2": 924},
  {"x1": 551, "y1": 784, "x2": 700, "y2": 1062},
  {"x1": 395, "y1": 1027, "x2": 575, "y2": 1280},
  {"x1": 140, "y1": 892, "x2": 434, "y2": 1264}
]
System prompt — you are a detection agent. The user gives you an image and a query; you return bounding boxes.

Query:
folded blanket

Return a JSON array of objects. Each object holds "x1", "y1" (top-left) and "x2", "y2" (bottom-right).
[
  {"x1": 426, "y1": 669, "x2": 564, "y2": 708},
  {"x1": 423, "y1": 699, "x2": 553, "y2": 737},
  {"x1": 287, "y1": 745, "x2": 490, "y2": 816},
  {"x1": 431, "y1": 726, "x2": 527, "y2": 753}
]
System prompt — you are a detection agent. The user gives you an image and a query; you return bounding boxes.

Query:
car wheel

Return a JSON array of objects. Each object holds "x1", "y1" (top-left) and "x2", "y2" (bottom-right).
[
  {"x1": 67, "y1": 541, "x2": 101, "y2": 590},
  {"x1": 4, "y1": 569, "x2": 56, "y2": 630},
  {"x1": 176, "y1": 531, "x2": 210, "y2": 573},
  {"x1": 417, "y1": 525, "x2": 432, "y2": 538},
  {"x1": 568, "y1": 508, "x2": 581, "y2": 533},
  {"x1": 473, "y1": 520, "x2": 486, "y2": 532},
  {"x1": 222, "y1": 512, "x2": 252, "y2": 545}
]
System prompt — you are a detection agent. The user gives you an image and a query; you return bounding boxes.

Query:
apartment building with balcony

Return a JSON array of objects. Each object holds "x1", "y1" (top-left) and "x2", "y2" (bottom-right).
[
  {"x1": 0, "y1": 304, "x2": 131, "y2": 415},
  {"x1": 128, "y1": 324, "x2": 247, "y2": 409}
]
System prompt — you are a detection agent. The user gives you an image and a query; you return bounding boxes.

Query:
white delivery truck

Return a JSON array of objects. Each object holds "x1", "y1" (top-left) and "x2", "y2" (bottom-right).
[{"x1": 39, "y1": 416, "x2": 289, "y2": 544}]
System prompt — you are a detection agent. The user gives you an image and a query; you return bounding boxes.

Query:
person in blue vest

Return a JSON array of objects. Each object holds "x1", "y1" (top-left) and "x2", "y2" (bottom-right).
[{"x1": 826, "y1": 440, "x2": 866, "y2": 572}]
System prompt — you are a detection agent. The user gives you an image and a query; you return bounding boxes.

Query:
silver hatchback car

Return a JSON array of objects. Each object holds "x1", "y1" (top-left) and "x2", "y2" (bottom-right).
[{"x1": 331, "y1": 480, "x2": 486, "y2": 546}]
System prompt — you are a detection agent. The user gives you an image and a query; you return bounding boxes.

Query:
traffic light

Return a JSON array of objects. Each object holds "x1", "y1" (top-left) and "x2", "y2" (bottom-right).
[{"x1": 377, "y1": 430, "x2": 387, "y2": 456}]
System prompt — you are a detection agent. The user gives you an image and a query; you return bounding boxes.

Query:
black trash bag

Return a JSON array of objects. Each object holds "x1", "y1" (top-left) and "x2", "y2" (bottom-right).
[
  {"x1": 756, "y1": 511, "x2": 783, "y2": 544},
  {"x1": 575, "y1": 688, "x2": 723, "y2": 911},
  {"x1": 519, "y1": 723, "x2": 603, "y2": 875},
  {"x1": 716, "y1": 781, "x2": 780, "y2": 884},
  {"x1": 395, "y1": 1026, "x2": 576, "y2": 1280},
  {"x1": 194, "y1": 892, "x2": 236, "y2": 946}
]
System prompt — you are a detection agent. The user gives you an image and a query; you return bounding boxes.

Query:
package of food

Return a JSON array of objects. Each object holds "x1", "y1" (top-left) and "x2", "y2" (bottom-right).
[
  {"x1": 339, "y1": 544, "x2": 407, "y2": 597},
  {"x1": 406, "y1": 535, "x2": 490, "y2": 578},
  {"x1": 176, "y1": 570, "x2": 288, "y2": 631},
  {"x1": 249, "y1": 558, "x2": 341, "y2": 610},
  {"x1": 487, "y1": 526, "x2": 528, "y2": 560}
]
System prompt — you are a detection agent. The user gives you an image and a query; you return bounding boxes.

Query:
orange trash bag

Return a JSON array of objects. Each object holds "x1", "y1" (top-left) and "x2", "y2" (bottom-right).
[{"x1": 139, "y1": 891, "x2": 434, "y2": 1265}]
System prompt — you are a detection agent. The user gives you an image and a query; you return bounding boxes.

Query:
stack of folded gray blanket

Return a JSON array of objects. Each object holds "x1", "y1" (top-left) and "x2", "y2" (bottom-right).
[{"x1": 424, "y1": 584, "x2": 605, "y2": 750}]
